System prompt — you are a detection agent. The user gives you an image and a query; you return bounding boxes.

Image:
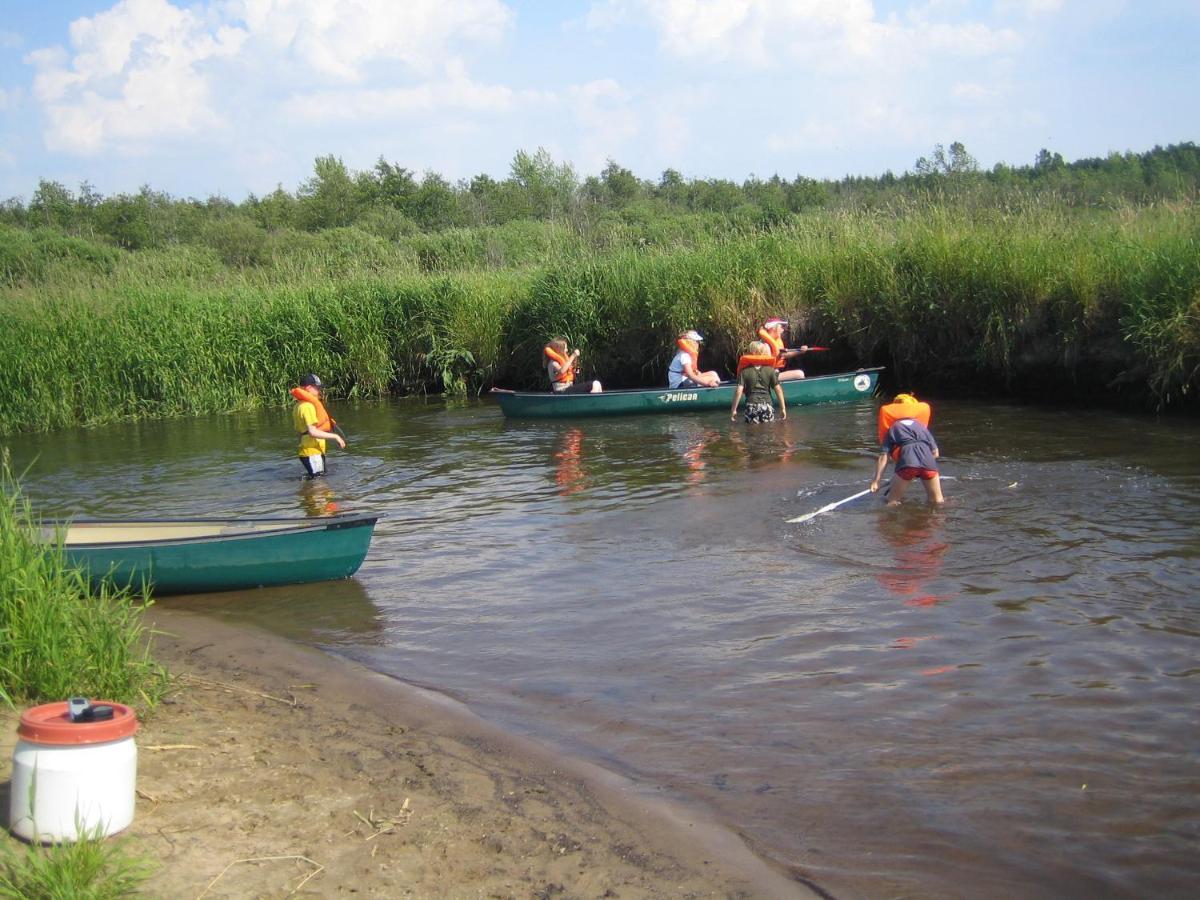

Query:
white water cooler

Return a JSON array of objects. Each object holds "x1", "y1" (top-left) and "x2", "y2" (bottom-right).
[{"x1": 9, "y1": 699, "x2": 139, "y2": 842}]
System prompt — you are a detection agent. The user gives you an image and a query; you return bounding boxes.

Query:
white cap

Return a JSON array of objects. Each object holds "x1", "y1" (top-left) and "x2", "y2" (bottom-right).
[
  {"x1": 683, "y1": 330, "x2": 704, "y2": 342},
  {"x1": 763, "y1": 318, "x2": 788, "y2": 329}
]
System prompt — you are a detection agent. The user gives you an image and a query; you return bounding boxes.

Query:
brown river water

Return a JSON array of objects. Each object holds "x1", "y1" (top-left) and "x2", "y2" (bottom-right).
[{"x1": 7, "y1": 395, "x2": 1199, "y2": 898}]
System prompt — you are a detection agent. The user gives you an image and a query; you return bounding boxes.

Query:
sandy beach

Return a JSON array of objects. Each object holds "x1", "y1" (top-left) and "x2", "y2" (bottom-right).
[{"x1": 2, "y1": 608, "x2": 816, "y2": 898}]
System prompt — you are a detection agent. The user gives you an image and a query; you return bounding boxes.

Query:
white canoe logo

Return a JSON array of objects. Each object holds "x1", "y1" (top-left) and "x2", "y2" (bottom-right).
[
  {"x1": 853, "y1": 374, "x2": 871, "y2": 392},
  {"x1": 659, "y1": 392, "x2": 698, "y2": 402}
]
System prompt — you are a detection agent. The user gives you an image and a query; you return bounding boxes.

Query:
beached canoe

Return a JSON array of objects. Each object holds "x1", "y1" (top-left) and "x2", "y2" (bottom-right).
[
  {"x1": 42, "y1": 514, "x2": 379, "y2": 596},
  {"x1": 492, "y1": 368, "x2": 882, "y2": 419}
]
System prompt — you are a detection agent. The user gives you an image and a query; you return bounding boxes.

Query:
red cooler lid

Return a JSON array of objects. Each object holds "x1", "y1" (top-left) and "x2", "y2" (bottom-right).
[{"x1": 18, "y1": 701, "x2": 138, "y2": 745}]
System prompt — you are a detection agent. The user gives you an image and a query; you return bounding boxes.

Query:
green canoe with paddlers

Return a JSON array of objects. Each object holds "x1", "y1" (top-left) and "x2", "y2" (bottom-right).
[{"x1": 492, "y1": 368, "x2": 882, "y2": 419}]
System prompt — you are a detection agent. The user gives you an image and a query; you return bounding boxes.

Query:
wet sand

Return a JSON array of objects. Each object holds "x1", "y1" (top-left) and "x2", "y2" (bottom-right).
[{"x1": 2, "y1": 609, "x2": 816, "y2": 898}]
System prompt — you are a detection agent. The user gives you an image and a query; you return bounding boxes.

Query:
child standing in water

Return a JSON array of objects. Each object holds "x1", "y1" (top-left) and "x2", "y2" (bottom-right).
[
  {"x1": 871, "y1": 414, "x2": 944, "y2": 505},
  {"x1": 730, "y1": 340, "x2": 787, "y2": 423}
]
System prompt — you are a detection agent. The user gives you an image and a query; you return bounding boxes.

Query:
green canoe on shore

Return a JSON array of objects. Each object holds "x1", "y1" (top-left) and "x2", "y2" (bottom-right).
[
  {"x1": 42, "y1": 514, "x2": 379, "y2": 596},
  {"x1": 492, "y1": 368, "x2": 882, "y2": 418}
]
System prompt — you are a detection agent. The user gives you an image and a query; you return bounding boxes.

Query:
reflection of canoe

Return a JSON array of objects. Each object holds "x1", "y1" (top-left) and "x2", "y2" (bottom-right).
[
  {"x1": 43, "y1": 514, "x2": 379, "y2": 596},
  {"x1": 493, "y1": 368, "x2": 882, "y2": 419}
]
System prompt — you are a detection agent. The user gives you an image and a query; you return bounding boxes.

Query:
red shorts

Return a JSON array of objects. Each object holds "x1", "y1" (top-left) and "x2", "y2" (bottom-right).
[{"x1": 896, "y1": 466, "x2": 938, "y2": 481}]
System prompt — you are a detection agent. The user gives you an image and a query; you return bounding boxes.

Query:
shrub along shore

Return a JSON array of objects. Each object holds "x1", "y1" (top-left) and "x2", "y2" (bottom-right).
[{"x1": 1, "y1": 197, "x2": 1197, "y2": 435}]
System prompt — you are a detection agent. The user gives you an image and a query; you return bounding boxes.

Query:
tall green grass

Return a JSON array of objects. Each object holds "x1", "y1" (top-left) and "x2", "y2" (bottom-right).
[
  {"x1": 0, "y1": 199, "x2": 1196, "y2": 433},
  {"x1": 0, "y1": 462, "x2": 167, "y2": 708}
]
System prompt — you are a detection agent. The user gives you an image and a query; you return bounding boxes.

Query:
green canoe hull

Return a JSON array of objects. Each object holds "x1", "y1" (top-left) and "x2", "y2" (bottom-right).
[
  {"x1": 52, "y1": 514, "x2": 379, "y2": 596},
  {"x1": 493, "y1": 368, "x2": 882, "y2": 418}
]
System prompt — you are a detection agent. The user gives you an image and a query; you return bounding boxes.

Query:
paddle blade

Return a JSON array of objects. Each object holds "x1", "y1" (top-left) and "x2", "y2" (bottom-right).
[{"x1": 786, "y1": 487, "x2": 873, "y2": 524}]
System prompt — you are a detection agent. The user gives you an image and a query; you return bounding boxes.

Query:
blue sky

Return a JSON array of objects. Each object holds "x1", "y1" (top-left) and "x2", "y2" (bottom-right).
[{"x1": 0, "y1": 0, "x2": 1196, "y2": 200}]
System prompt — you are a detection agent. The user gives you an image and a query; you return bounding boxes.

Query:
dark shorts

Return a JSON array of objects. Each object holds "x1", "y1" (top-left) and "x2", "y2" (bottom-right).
[
  {"x1": 673, "y1": 377, "x2": 702, "y2": 389},
  {"x1": 896, "y1": 466, "x2": 938, "y2": 481},
  {"x1": 552, "y1": 382, "x2": 594, "y2": 394},
  {"x1": 743, "y1": 402, "x2": 775, "y2": 423}
]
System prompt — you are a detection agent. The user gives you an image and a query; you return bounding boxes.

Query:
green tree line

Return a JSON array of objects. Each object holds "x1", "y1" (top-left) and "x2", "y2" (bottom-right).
[{"x1": 2, "y1": 142, "x2": 1198, "y2": 259}]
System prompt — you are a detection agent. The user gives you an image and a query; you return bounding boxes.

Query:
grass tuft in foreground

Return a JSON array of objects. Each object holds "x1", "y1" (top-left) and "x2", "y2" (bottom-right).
[
  {"x1": 0, "y1": 827, "x2": 153, "y2": 900},
  {"x1": 0, "y1": 459, "x2": 168, "y2": 710}
]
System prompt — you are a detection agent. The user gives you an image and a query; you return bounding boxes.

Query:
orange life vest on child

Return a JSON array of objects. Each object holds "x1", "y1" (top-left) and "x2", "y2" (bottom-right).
[
  {"x1": 676, "y1": 338, "x2": 700, "y2": 373},
  {"x1": 543, "y1": 345, "x2": 575, "y2": 385},
  {"x1": 736, "y1": 353, "x2": 778, "y2": 375},
  {"x1": 878, "y1": 394, "x2": 932, "y2": 460},
  {"x1": 291, "y1": 386, "x2": 334, "y2": 432},
  {"x1": 757, "y1": 327, "x2": 787, "y2": 369}
]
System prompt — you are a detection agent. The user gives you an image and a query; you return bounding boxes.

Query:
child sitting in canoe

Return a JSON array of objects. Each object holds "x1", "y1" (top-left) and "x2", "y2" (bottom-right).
[
  {"x1": 544, "y1": 338, "x2": 602, "y2": 393},
  {"x1": 758, "y1": 318, "x2": 809, "y2": 382},
  {"x1": 730, "y1": 340, "x2": 787, "y2": 423},
  {"x1": 668, "y1": 330, "x2": 721, "y2": 389}
]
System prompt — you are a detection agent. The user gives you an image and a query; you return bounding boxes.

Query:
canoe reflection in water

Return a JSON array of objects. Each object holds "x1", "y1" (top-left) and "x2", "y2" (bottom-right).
[{"x1": 553, "y1": 427, "x2": 587, "y2": 496}]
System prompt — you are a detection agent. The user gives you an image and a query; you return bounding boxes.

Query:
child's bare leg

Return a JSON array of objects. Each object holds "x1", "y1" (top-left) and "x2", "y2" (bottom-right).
[
  {"x1": 924, "y1": 475, "x2": 944, "y2": 504},
  {"x1": 885, "y1": 476, "x2": 909, "y2": 506}
]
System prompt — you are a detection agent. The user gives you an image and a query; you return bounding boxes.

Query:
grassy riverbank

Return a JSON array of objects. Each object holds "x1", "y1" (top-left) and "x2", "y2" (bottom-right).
[
  {"x1": 0, "y1": 464, "x2": 166, "y2": 708},
  {"x1": 1, "y1": 197, "x2": 1197, "y2": 434},
  {"x1": 0, "y1": 466, "x2": 166, "y2": 895}
]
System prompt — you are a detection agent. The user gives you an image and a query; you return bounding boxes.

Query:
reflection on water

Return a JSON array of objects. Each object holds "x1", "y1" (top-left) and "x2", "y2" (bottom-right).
[
  {"x1": 553, "y1": 427, "x2": 586, "y2": 496},
  {"x1": 297, "y1": 479, "x2": 341, "y2": 517},
  {"x1": 6, "y1": 396, "x2": 1200, "y2": 898}
]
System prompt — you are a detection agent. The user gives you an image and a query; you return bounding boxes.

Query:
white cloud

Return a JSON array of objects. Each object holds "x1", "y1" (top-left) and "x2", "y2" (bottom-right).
[
  {"x1": 995, "y1": 0, "x2": 1064, "y2": 15},
  {"x1": 24, "y1": 0, "x2": 516, "y2": 155},
  {"x1": 283, "y1": 58, "x2": 535, "y2": 122},
  {"x1": 26, "y1": 0, "x2": 246, "y2": 153},
  {"x1": 589, "y1": 0, "x2": 1021, "y2": 71},
  {"x1": 952, "y1": 81, "x2": 999, "y2": 102},
  {"x1": 229, "y1": 0, "x2": 513, "y2": 81}
]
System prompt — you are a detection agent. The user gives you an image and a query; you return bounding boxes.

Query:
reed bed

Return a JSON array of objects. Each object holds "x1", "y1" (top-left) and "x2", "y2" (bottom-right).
[
  {"x1": 1, "y1": 201, "x2": 1196, "y2": 433},
  {"x1": 0, "y1": 462, "x2": 167, "y2": 707}
]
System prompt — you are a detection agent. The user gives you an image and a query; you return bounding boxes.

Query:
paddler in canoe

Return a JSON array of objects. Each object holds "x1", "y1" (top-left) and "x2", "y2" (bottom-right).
[
  {"x1": 730, "y1": 340, "x2": 787, "y2": 423},
  {"x1": 291, "y1": 373, "x2": 346, "y2": 479},
  {"x1": 870, "y1": 392, "x2": 945, "y2": 506},
  {"x1": 758, "y1": 318, "x2": 810, "y2": 381},
  {"x1": 544, "y1": 337, "x2": 602, "y2": 394},
  {"x1": 667, "y1": 330, "x2": 721, "y2": 389}
]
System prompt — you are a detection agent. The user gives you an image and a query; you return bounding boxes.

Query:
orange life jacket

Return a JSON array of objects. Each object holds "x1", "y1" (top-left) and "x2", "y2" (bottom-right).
[
  {"x1": 878, "y1": 395, "x2": 932, "y2": 460},
  {"x1": 291, "y1": 386, "x2": 333, "y2": 432},
  {"x1": 736, "y1": 353, "x2": 778, "y2": 375},
  {"x1": 758, "y1": 327, "x2": 787, "y2": 369},
  {"x1": 676, "y1": 338, "x2": 700, "y2": 373},
  {"x1": 543, "y1": 345, "x2": 575, "y2": 385}
]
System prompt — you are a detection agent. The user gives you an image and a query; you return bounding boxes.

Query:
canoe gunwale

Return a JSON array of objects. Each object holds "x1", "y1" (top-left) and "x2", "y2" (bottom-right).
[{"x1": 47, "y1": 513, "x2": 381, "y2": 550}]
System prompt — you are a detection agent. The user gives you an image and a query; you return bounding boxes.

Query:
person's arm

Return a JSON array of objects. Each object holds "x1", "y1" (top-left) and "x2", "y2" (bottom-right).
[
  {"x1": 730, "y1": 384, "x2": 744, "y2": 421},
  {"x1": 870, "y1": 452, "x2": 888, "y2": 492},
  {"x1": 774, "y1": 383, "x2": 786, "y2": 419},
  {"x1": 307, "y1": 423, "x2": 346, "y2": 449},
  {"x1": 683, "y1": 360, "x2": 702, "y2": 381}
]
